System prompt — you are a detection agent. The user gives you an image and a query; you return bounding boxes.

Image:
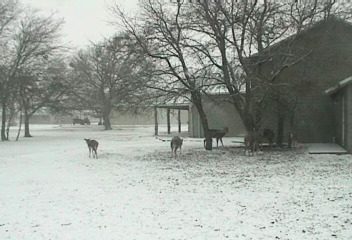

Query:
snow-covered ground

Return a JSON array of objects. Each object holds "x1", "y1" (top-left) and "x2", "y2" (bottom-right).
[{"x1": 1, "y1": 124, "x2": 351, "y2": 240}]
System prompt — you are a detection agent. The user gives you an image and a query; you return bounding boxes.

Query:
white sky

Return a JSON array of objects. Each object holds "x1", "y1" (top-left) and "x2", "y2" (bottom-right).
[{"x1": 21, "y1": 0, "x2": 138, "y2": 49}]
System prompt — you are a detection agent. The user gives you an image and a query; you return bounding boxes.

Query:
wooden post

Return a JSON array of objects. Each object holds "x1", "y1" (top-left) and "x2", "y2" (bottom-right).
[
  {"x1": 188, "y1": 105, "x2": 191, "y2": 136},
  {"x1": 167, "y1": 108, "x2": 171, "y2": 134},
  {"x1": 154, "y1": 106, "x2": 158, "y2": 136},
  {"x1": 178, "y1": 109, "x2": 181, "y2": 133}
]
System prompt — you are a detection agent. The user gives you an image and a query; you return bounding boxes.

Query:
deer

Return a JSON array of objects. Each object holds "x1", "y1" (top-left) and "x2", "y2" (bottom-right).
[
  {"x1": 204, "y1": 127, "x2": 229, "y2": 148},
  {"x1": 84, "y1": 138, "x2": 99, "y2": 159},
  {"x1": 244, "y1": 131, "x2": 261, "y2": 156},
  {"x1": 262, "y1": 128, "x2": 275, "y2": 148},
  {"x1": 287, "y1": 132, "x2": 297, "y2": 149},
  {"x1": 171, "y1": 136, "x2": 183, "y2": 157}
]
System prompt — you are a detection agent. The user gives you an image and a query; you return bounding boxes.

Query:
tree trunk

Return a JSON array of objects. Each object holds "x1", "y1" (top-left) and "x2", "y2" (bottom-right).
[
  {"x1": 191, "y1": 91, "x2": 212, "y2": 150},
  {"x1": 178, "y1": 109, "x2": 181, "y2": 133},
  {"x1": 103, "y1": 108, "x2": 112, "y2": 130},
  {"x1": 276, "y1": 115, "x2": 285, "y2": 148},
  {"x1": 275, "y1": 91, "x2": 287, "y2": 148},
  {"x1": 24, "y1": 107, "x2": 32, "y2": 137},
  {"x1": 103, "y1": 117, "x2": 112, "y2": 130},
  {"x1": 242, "y1": 112, "x2": 257, "y2": 133},
  {"x1": 6, "y1": 104, "x2": 17, "y2": 140},
  {"x1": 154, "y1": 106, "x2": 158, "y2": 136},
  {"x1": 287, "y1": 107, "x2": 296, "y2": 148},
  {"x1": 167, "y1": 108, "x2": 171, "y2": 134},
  {"x1": 1, "y1": 102, "x2": 8, "y2": 141},
  {"x1": 16, "y1": 109, "x2": 23, "y2": 141},
  {"x1": 219, "y1": 38, "x2": 257, "y2": 134}
]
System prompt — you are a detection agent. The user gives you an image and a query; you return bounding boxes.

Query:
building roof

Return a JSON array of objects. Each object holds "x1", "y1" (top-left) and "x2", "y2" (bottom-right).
[
  {"x1": 248, "y1": 16, "x2": 352, "y2": 59},
  {"x1": 325, "y1": 75, "x2": 352, "y2": 96}
]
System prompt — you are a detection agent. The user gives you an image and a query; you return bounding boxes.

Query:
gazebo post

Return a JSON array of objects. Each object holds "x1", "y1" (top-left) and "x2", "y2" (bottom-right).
[
  {"x1": 167, "y1": 108, "x2": 171, "y2": 134},
  {"x1": 154, "y1": 106, "x2": 158, "y2": 136},
  {"x1": 178, "y1": 109, "x2": 181, "y2": 133}
]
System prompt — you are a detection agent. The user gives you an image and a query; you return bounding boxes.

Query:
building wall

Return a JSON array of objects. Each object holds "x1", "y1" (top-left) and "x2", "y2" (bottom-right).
[
  {"x1": 257, "y1": 18, "x2": 352, "y2": 143},
  {"x1": 335, "y1": 85, "x2": 352, "y2": 152},
  {"x1": 189, "y1": 94, "x2": 246, "y2": 138},
  {"x1": 334, "y1": 91, "x2": 343, "y2": 147},
  {"x1": 346, "y1": 85, "x2": 352, "y2": 152},
  {"x1": 293, "y1": 94, "x2": 337, "y2": 143}
]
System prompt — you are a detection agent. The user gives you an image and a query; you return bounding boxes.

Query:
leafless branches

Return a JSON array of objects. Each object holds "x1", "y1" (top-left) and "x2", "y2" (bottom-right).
[
  {"x1": 69, "y1": 34, "x2": 151, "y2": 130},
  {"x1": 0, "y1": 2, "x2": 65, "y2": 140}
]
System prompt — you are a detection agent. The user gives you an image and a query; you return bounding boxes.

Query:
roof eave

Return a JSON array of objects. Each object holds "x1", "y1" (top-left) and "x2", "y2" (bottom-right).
[{"x1": 325, "y1": 75, "x2": 352, "y2": 96}]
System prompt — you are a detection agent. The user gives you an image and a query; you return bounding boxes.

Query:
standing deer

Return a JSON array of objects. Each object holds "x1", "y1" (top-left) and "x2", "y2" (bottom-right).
[
  {"x1": 84, "y1": 138, "x2": 99, "y2": 159},
  {"x1": 244, "y1": 131, "x2": 261, "y2": 156},
  {"x1": 262, "y1": 128, "x2": 275, "y2": 148},
  {"x1": 204, "y1": 127, "x2": 229, "y2": 148},
  {"x1": 171, "y1": 136, "x2": 183, "y2": 157},
  {"x1": 288, "y1": 132, "x2": 297, "y2": 149}
]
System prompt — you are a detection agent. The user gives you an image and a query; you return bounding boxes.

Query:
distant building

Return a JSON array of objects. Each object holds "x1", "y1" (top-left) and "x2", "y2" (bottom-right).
[{"x1": 111, "y1": 107, "x2": 188, "y2": 126}]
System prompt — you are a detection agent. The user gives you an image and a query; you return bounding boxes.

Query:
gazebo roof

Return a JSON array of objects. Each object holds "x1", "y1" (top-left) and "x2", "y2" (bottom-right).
[{"x1": 155, "y1": 103, "x2": 190, "y2": 110}]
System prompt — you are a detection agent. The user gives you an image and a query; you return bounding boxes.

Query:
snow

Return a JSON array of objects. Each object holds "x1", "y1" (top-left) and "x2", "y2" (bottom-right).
[
  {"x1": 1, "y1": 125, "x2": 352, "y2": 239},
  {"x1": 308, "y1": 143, "x2": 348, "y2": 154}
]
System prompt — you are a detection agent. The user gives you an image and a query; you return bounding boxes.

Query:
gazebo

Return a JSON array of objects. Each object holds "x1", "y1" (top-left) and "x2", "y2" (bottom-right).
[{"x1": 154, "y1": 103, "x2": 190, "y2": 136}]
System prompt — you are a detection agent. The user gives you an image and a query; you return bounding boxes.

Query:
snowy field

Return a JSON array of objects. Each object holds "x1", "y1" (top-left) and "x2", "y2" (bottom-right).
[{"x1": 1, "y1": 125, "x2": 352, "y2": 240}]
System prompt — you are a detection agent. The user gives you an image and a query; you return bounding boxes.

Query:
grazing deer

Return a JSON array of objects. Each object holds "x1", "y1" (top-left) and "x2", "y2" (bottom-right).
[
  {"x1": 244, "y1": 131, "x2": 261, "y2": 156},
  {"x1": 204, "y1": 127, "x2": 229, "y2": 148},
  {"x1": 171, "y1": 136, "x2": 183, "y2": 157},
  {"x1": 84, "y1": 138, "x2": 99, "y2": 159},
  {"x1": 262, "y1": 128, "x2": 275, "y2": 148}
]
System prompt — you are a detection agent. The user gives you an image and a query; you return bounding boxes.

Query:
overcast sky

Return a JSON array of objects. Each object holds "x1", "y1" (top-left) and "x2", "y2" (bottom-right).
[{"x1": 21, "y1": 0, "x2": 138, "y2": 49}]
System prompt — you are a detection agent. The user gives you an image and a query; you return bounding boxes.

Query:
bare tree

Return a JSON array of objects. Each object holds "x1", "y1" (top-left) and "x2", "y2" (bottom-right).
[
  {"x1": 0, "y1": 0, "x2": 20, "y2": 141},
  {"x1": 69, "y1": 34, "x2": 147, "y2": 130},
  {"x1": 0, "y1": 7, "x2": 64, "y2": 140},
  {"x1": 17, "y1": 57, "x2": 67, "y2": 137},
  {"x1": 187, "y1": 0, "x2": 338, "y2": 145},
  {"x1": 113, "y1": 0, "x2": 219, "y2": 149},
  {"x1": 15, "y1": 12, "x2": 64, "y2": 137}
]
